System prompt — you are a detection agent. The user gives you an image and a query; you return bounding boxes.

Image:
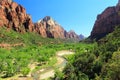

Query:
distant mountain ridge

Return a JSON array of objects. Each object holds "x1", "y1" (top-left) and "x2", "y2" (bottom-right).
[
  {"x1": 79, "y1": 34, "x2": 85, "y2": 40},
  {"x1": 35, "y1": 16, "x2": 81, "y2": 40},
  {"x1": 90, "y1": 2, "x2": 120, "y2": 40},
  {"x1": 0, "y1": 0, "x2": 81, "y2": 41}
]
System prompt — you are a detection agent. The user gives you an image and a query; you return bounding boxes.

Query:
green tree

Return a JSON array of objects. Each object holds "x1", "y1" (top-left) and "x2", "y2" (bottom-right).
[{"x1": 101, "y1": 51, "x2": 120, "y2": 80}]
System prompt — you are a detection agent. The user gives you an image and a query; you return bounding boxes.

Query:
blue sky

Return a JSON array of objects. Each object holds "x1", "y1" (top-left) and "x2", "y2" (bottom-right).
[{"x1": 14, "y1": 0, "x2": 117, "y2": 37}]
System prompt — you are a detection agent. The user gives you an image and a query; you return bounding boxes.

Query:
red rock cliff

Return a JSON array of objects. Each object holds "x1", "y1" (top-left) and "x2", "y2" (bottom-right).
[
  {"x1": 90, "y1": 4, "x2": 120, "y2": 40},
  {"x1": 0, "y1": 0, "x2": 34, "y2": 33},
  {"x1": 0, "y1": 0, "x2": 79, "y2": 40},
  {"x1": 35, "y1": 16, "x2": 80, "y2": 39},
  {"x1": 35, "y1": 16, "x2": 66, "y2": 39}
]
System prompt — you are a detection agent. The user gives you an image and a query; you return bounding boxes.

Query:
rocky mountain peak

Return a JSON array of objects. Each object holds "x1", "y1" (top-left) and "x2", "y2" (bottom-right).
[
  {"x1": 79, "y1": 34, "x2": 85, "y2": 40},
  {"x1": 67, "y1": 30, "x2": 79, "y2": 39},
  {"x1": 68, "y1": 30, "x2": 75, "y2": 33},
  {"x1": 38, "y1": 16, "x2": 59, "y2": 26},
  {"x1": 43, "y1": 16, "x2": 51, "y2": 22},
  {"x1": 0, "y1": 0, "x2": 80, "y2": 41},
  {"x1": 35, "y1": 17, "x2": 80, "y2": 40},
  {"x1": 35, "y1": 16, "x2": 66, "y2": 38}
]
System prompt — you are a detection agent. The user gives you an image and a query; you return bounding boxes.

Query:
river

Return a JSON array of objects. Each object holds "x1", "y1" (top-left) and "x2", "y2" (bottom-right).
[{"x1": 37, "y1": 50, "x2": 74, "y2": 80}]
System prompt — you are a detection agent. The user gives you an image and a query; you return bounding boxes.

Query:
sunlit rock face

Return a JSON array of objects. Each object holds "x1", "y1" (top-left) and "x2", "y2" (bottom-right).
[
  {"x1": 0, "y1": 0, "x2": 80, "y2": 40},
  {"x1": 0, "y1": 0, "x2": 34, "y2": 33},
  {"x1": 35, "y1": 16, "x2": 66, "y2": 38},
  {"x1": 35, "y1": 16, "x2": 80, "y2": 40},
  {"x1": 90, "y1": 3, "x2": 120, "y2": 40}
]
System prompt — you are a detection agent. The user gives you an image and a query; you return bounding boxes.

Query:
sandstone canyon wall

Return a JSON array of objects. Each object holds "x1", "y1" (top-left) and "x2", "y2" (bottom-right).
[
  {"x1": 90, "y1": 3, "x2": 120, "y2": 40},
  {"x1": 0, "y1": 0, "x2": 80, "y2": 40}
]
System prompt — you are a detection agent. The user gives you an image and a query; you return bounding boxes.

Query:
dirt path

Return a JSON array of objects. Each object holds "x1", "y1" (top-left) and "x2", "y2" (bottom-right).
[
  {"x1": 39, "y1": 70, "x2": 54, "y2": 80},
  {"x1": 39, "y1": 50, "x2": 74, "y2": 80}
]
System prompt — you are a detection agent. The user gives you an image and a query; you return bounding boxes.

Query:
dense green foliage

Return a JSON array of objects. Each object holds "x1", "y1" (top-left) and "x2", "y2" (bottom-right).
[
  {"x1": 0, "y1": 46, "x2": 56, "y2": 78},
  {"x1": 1, "y1": 26, "x2": 120, "y2": 80},
  {"x1": 0, "y1": 27, "x2": 78, "y2": 78},
  {"x1": 0, "y1": 27, "x2": 92, "y2": 79},
  {"x1": 55, "y1": 26, "x2": 120, "y2": 80}
]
